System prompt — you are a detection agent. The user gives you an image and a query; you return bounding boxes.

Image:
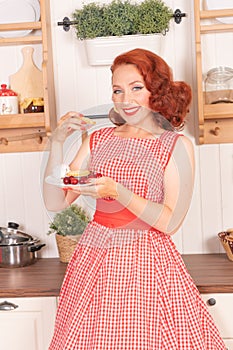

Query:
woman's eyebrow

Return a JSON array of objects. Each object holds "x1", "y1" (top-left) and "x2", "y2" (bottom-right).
[{"x1": 113, "y1": 80, "x2": 143, "y2": 88}]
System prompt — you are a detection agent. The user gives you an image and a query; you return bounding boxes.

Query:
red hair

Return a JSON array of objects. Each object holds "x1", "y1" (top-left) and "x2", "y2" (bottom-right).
[{"x1": 111, "y1": 48, "x2": 192, "y2": 128}]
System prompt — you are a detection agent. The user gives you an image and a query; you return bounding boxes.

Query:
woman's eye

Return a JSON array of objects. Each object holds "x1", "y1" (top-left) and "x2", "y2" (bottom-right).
[
  {"x1": 113, "y1": 89, "x2": 122, "y2": 94},
  {"x1": 132, "y1": 86, "x2": 143, "y2": 91}
]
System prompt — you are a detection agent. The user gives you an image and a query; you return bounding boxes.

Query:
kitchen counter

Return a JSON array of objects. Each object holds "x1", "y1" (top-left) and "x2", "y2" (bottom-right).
[
  {"x1": 182, "y1": 253, "x2": 233, "y2": 293},
  {"x1": 0, "y1": 254, "x2": 233, "y2": 297},
  {"x1": 0, "y1": 258, "x2": 67, "y2": 297}
]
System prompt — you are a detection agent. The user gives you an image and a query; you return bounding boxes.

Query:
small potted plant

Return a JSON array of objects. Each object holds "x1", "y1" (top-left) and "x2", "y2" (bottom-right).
[
  {"x1": 72, "y1": 0, "x2": 173, "y2": 65},
  {"x1": 48, "y1": 204, "x2": 91, "y2": 263}
]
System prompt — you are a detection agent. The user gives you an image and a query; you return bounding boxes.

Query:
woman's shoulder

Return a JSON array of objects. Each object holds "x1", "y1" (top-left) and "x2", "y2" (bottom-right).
[{"x1": 160, "y1": 131, "x2": 194, "y2": 156}]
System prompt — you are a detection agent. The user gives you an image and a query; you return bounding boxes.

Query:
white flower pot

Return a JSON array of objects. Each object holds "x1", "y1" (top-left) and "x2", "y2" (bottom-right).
[{"x1": 84, "y1": 33, "x2": 163, "y2": 66}]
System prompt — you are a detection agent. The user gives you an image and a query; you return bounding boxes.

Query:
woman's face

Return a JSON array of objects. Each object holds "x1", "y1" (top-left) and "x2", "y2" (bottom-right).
[{"x1": 112, "y1": 64, "x2": 152, "y2": 125}]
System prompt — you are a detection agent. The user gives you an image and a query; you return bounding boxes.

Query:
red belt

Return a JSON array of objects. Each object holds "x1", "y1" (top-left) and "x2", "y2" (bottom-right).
[{"x1": 93, "y1": 208, "x2": 153, "y2": 230}]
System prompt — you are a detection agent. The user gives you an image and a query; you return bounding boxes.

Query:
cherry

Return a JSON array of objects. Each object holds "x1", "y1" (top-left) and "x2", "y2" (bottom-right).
[
  {"x1": 95, "y1": 173, "x2": 103, "y2": 178},
  {"x1": 70, "y1": 177, "x2": 79, "y2": 185},
  {"x1": 79, "y1": 176, "x2": 88, "y2": 184},
  {"x1": 63, "y1": 177, "x2": 70, "y2": 185}
]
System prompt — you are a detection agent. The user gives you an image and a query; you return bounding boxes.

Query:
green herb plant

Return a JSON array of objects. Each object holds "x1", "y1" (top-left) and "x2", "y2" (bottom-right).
[
  {"x1": 48, "y1": 204, "x2": 91, "y2": 237},
  {"x1": 73, "y1": 0, "x2": 173, "y2": 40}
]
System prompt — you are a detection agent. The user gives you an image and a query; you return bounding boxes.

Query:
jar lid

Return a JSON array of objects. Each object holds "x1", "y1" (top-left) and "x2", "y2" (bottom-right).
[
  {"x1": 206, "y1": 67, "x2": 233, "y2": 83},
  {"x1": 0, "y1": 84, "x2": 18, "y2": 96}
]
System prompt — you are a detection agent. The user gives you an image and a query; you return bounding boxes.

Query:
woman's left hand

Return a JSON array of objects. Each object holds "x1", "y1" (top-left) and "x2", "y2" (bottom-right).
[{"x1": 70, "y1": 176, "x2": 119, "y2": 200}]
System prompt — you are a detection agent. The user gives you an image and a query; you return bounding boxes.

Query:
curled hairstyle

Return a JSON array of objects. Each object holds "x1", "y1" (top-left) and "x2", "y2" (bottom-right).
[{"x1": 111, "y1": 48, "x2": 192, "y2": 128}]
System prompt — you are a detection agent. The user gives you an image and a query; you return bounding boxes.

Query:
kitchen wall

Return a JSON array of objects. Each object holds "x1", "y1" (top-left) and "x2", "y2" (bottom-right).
[{"x1": 0, "y1": 0, "x2": 232, "y2": 257}]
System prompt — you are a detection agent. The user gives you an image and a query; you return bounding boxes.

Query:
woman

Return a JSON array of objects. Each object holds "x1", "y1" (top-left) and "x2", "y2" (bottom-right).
[{"x1": 44, "y1": 49, "x2": 225, "y2": 349}]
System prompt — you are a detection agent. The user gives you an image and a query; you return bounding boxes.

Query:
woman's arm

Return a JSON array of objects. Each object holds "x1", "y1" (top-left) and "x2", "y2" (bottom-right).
[{"x1": 43, "y1": 112, "x2": 92, "y2": 212}]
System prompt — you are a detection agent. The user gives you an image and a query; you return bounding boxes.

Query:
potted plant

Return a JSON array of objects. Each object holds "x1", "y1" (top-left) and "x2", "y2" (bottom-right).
[
  {"x1": 48, "y1": 204, "x2": 91, "y2": 263},
  {"x1": 72, "y1": 0, "x2": 173, "y2": 65}
]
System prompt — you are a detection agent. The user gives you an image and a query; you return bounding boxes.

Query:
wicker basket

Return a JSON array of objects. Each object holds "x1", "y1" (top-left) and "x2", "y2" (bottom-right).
[
  {"x1": 218, "y1": 231, "x2": 233, "y2": 262},
  {"x1": 56, "y1": 234, "x2": 81, "y2": 263}
]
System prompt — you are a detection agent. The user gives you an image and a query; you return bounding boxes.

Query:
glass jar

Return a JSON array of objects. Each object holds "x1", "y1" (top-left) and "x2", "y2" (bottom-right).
[{"x1": 204, "y1": 67, "x2": 233, "y2": 104}]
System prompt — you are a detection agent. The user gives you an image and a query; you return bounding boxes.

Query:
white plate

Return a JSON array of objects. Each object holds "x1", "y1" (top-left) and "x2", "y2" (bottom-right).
[
  {"x1": 204, "y1": 0, "x2": 233, "y2": 24},
  {"x1": 0, "y1": 0, "x2": 40, "y2": 38},
  {"x1": 45, "y1": 176, "x2": 95, "y2": 189}
]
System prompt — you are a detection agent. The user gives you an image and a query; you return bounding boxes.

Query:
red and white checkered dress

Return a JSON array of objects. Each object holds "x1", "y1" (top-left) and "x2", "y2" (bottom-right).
[{"x1": 49, "y1": 127, "x2": 226, "y2": 350}]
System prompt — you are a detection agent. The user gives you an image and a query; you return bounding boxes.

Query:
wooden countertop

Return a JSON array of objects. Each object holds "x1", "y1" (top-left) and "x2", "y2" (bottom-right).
[
  {"x1": 0, "y1": 258, "x2": 67, "y2": 298},
  {"x1": 182, "y1": 253, "x2": 233, "y2": 293},
  {"x1": 0, "y1": 254, "x2": 233, "y2": 298}
]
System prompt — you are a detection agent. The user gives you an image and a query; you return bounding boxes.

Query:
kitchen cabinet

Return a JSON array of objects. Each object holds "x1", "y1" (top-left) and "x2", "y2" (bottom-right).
[
  {"x1": 202, "y1": 293, "x2": 233, "y2": 349},
  {"x1": 0, "y1": 297, "x2": 57, "y2": 350},
  {"x1": 182, "y1": 254, "x2": 233, "y2": 350},
  {"x1": 193, "y1": 0, "x2": 233, "y2": 144},
  {"x1": 1, "y1": 255, "x2": 233, "y2": 349},
  {"x1": 0, "y1": 0, "x2": 56, "y2": 153}
]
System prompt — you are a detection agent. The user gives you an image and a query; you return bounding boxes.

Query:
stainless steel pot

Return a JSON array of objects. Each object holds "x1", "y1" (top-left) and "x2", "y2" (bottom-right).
[{"x1": 0, "y1": 222, "x2": 45, "y2": 268}]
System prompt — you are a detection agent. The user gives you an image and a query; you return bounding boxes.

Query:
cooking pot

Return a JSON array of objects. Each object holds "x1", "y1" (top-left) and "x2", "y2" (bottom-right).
[{"x1": 0, "y1": 222, "x2": 45, "y2": 268}]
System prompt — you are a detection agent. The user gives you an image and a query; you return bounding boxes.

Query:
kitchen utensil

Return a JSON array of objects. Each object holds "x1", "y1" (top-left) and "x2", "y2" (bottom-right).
[
  {"x1": 0, "y1": 222, "x2": 45, "y2": 268},
  {"x1": 10, "y1": 46, "x2": 43, "y2": 108}
]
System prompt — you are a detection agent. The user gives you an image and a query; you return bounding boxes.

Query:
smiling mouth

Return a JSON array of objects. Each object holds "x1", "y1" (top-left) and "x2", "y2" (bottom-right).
[{"x1": 122, "y1": 106, "x2": 141, "y2": 116}]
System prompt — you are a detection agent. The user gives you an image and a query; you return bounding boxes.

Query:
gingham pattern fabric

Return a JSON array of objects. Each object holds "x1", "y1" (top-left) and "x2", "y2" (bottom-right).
[{"x1": 49, "y1": 128, "x2": 226, "y2": 350}]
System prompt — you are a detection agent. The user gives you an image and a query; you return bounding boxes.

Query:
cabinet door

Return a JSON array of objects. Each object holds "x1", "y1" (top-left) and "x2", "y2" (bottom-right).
[
  {"x1": 202, "y1": 293, "x2": 233, "y2": 344},
  {"x1": 0, "y1": 297, "x2": 56, "y2": 350},
  {"x1": 224, "y1": 339, "x2": 233, "y2": 350}
]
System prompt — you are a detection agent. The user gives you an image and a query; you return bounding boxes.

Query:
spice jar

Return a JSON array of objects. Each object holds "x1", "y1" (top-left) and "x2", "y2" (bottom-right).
[
  {"x1": 20, "y1": 97, "x2": 44, "y2": 114},
  {"x1": 205, "y1": 67, "x2": 233, "y2": 104},
  {"x1": 0, "y1": 84, "x2": 19, "y2": 115}
]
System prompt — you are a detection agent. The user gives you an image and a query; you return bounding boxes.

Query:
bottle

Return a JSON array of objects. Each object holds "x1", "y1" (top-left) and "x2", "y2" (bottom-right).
[
  {"x1": 0, "y1": 84, "x2": 19, "y2": 115},
  {"x1": 204, "y1": 67, "x2": 233, "y2": 104}
]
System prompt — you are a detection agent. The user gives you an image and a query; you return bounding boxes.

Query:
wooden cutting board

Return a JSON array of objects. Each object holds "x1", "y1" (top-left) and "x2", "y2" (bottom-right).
[{"x1": 10, "y1": 46, "x2": 43, "y2": 105}]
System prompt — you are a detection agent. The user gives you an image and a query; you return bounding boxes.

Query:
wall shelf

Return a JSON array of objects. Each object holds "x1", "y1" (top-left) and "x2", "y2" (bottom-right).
[
  {"x1": 194, "y1": 0, "x2": 233, "y2": 144},
  {"x1": 0, "y1": 0, "x2": 56, "y2": 153},
  {"x1": 0, "y1": 114, "x2": 45, "y2": 129}
]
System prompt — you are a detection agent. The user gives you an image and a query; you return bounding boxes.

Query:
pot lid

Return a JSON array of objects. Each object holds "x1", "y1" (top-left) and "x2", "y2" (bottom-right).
[
  {"x1": 0, "y1": 222, "x2": 37, "y2": 246},
  {"x1": 0, "y1": 84, "x2": 18, "y2": 96}
]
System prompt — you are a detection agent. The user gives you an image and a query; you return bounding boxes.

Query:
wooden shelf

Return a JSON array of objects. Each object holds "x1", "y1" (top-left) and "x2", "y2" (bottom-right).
[
  {"x1": 201, "y1": 9, "x2": 233, "y2": 20},
  {"x1": 0, "y1": 21, "x2": 42, "y2": 31},
  {"x1": 0, "y1": 136, "x2": 49, "y2": 153},
  {"x1": 0, "y1": 35, "x2": 42, "y2": 45},
  {"x1": 0, "y1": 0, "x2": 57, "y2": 153},
  {"x1": 194, "y1": 0, "x2": 233, "y2": 144},
  {"x1": 203, "y1": 104, "x2": 233, "y2": 120},
  {"x1": 200, "y1": 9, "x2": 233, "y2": 33},
  {"x1": 200, "y1": 23, "x2": 233, "y2": 34},
  {"x1": 0, "y1": 113, "x2": 45, "y2": 129},
  {"x1": 0, "y1": 22, "x2": 42, "y2": 45}
]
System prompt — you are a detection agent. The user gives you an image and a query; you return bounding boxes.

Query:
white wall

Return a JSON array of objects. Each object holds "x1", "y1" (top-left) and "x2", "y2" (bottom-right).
[{"x1": 0, "y1": 0, "x2": 232, "y2": 257}]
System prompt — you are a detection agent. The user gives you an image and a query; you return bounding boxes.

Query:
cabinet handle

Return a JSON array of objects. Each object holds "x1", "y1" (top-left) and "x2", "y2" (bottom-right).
[
  {"x1": 207, "y1": 298, "x2": 216, "y2": 306},
  {"x1": 210, "y1": 127, "x2": 220, "y2": 136},
  {"x1": 0, "y1": 301, "x2": 19, "y2": 311}
]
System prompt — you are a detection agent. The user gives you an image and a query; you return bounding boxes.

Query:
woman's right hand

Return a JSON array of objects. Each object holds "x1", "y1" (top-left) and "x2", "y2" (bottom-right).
[{"x1": 51, "y1": 111, "x2": 92, "y2": 143}]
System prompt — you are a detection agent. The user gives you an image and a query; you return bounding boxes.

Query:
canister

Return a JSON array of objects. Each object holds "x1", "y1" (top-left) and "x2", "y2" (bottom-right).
[
  {"x1": 204, "y1": 67, "x2": 233, "y2": 104},
  {"x1": 0, "y1": 84, "x2": 19, "y2": 115}
]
